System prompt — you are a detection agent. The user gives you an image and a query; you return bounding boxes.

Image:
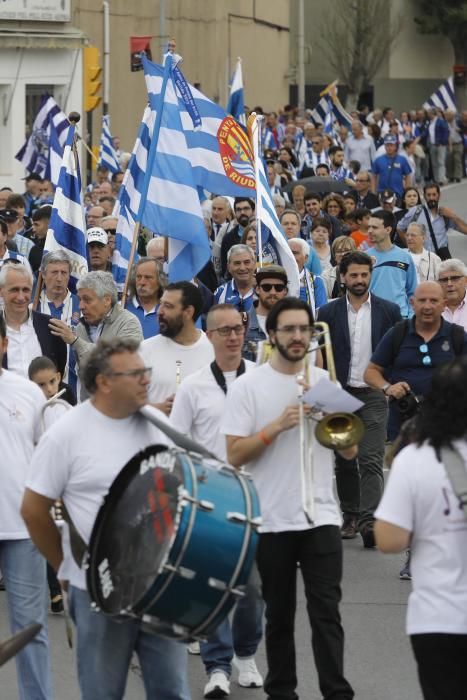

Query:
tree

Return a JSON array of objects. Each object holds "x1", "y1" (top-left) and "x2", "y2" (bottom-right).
[
  {"x1": 414, "y1": 0, "x2": 467, "y2": 110},
  {"x1": 317, "y1": 0, "x2": 401, "y2": 111}
]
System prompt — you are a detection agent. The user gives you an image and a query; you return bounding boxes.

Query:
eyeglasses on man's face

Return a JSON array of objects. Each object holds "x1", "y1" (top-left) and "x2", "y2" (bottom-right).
[
  {"x1": 438, "y1": 275, "x2": 464, "y2": 284},
  {"x1": 211, "y1": 325, "x2": 245, "y2": 337},
  {"x1": 105, "y1": 367, "x2": 153, "y2": 379}
]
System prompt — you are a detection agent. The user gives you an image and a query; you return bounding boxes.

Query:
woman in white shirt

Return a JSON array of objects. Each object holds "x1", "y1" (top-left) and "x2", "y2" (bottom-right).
[{"x1": 375, "y1": 357, "x2": 467, "y2": 700}]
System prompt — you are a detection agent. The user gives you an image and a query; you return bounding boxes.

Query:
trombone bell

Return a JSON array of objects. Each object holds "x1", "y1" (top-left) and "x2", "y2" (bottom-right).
[{"x1": 314, "y1": 412, "x2": 364, "y2": 450}]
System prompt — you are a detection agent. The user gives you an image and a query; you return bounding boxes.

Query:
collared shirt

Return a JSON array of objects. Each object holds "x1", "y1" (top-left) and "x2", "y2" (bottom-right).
[
  {"x1": 346, "y1": 294, "x2": 372, "y2": 387},
  {"x1": 12, "y1": 233, "x2": 34, "y2": 257},
  {"x1": 214, "y1": 279, "x2": 255, "y2": 312},
  {"x1": 5, "y1": 314, "x2": 42, "y2": 377},
  {"x1": 126, "y1": 296, "x2": 160, "y2": 339},
  {"x1": 442, "y1": 293, "x2": 467, "y2": 332},
  {"x1": 39, "y1": 290, "x2": 80, "y2": 325},
  {"x1": 398, "y1": 205, "x2": 460, "y2": 252},
  {"x1": 409, "y1": 249, "x2": 441, "y2": 283}
]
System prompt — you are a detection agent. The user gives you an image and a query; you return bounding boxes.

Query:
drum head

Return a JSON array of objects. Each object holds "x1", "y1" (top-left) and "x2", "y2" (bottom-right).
[{"x1": 87, "y1": 445, "x2": 184, "y2": 615}]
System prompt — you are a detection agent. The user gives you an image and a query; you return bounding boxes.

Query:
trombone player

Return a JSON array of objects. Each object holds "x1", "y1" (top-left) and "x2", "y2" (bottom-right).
[{"x1": 222, "y1": 298, "x2": 356, "y2": 700}]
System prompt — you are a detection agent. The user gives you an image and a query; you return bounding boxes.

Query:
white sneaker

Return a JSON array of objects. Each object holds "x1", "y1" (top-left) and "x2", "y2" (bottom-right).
[
  {"x1": 204, "y1": 671, "x2": 230, "y2": 698},
  {"x1": 187, "y1": 641, "x2": 200, "y2": 655},
  {"x1": 233, "y1": 655, "x2": 263, "y2": 688}
]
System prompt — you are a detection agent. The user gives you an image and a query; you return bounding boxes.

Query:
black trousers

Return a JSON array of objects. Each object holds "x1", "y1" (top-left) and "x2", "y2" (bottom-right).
[
  {"x1": 256, "y1": 526, "x2": 354, "y2": 700},
  {"x1": 411, "y1": 633, "x2": 467, "y2": 700}
]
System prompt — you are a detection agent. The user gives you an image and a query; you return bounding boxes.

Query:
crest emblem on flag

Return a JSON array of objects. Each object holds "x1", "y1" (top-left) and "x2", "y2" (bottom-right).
[{"x1": 217, "y1": 116, "x2": 255, "y2": 189}]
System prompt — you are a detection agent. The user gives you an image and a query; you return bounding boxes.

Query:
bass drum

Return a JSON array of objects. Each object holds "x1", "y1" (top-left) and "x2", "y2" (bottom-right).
[{"x1": 86, "y1": 445, "x2": 260, "y2": 641}]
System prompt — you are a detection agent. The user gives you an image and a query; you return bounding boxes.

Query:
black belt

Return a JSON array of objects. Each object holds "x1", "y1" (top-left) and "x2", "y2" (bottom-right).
[{"x1": 345, "y1": 386, "x2": 374, "y2": 394}]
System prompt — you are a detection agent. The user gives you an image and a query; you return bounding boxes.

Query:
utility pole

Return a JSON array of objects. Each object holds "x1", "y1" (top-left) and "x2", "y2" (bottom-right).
[{"x1": 297, "y1": 0, "x2": 305, "y2": 112}]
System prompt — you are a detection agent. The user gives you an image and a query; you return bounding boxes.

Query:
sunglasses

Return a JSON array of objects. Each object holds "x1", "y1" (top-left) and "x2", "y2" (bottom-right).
[
  {"x1": 419, "y1": 343, "x2": 432, "y2": 366},
  {"x1": 259, "y1": 283, "x2": 287, "y2": 292}
]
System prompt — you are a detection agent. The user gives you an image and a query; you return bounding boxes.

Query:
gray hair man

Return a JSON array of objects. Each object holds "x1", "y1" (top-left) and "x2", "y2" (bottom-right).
[
  {"x1": 439, "y1": 258, "x2": 467, "y2": 331},
  {"x1": 405, "y1": 222, "x2": 441, "y2": 283},
  {"x1": 48, "y1": 271, "x2": 143, "y2": 398},
  {"x1": 214, "y1": 244, "x2": 256, "y2": 314}
]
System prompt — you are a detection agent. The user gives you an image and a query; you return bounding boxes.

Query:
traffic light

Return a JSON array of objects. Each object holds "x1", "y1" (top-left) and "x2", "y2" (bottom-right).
[{"x1": 83, "y1": 46, "x2": 102, "y2": 112}]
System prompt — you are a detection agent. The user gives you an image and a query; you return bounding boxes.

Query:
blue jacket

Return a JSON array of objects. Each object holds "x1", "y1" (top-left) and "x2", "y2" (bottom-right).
[
  {"x1": 433, "y1": 117, "x2": 450, "y2": 146},
  {"x1": 316, "y1": 293, "x2": 402, "y2": 387}
]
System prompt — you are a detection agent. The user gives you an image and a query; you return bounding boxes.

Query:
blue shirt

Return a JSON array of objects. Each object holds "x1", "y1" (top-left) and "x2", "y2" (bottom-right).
[
  {"x1": 305, "y1": 245, "x2": 322, "y2": 276},
  {"x1": 367, "y1": 245, "x2": 417, "y2": 318},
  {"x1": 371, "y1": 318, "x2": 467, "y2": 397},
  {"x1": 398, "y1": 205, "x2": 459, "y2": 252},
  {"x1": 372, "y1": 154, "x2": 412, "y2": 196},
  {"x1": 127, "y1": 297, "x2": 160, "y2": 339},
  {"x1": 214, "y1": 279, "x2": 255, "y2": 312}
]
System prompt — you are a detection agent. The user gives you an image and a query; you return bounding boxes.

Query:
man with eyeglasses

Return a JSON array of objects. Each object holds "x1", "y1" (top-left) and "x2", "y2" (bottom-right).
[
  {"x1": 101, "y1": 215, "x2": 118, "y2": 257},
  {"x1": 298, "y1": 132, "x2": 330, "y2": 178},
  {"x1": 364, "y1": 281, "x2": 467, "y2": 442},
  {"x1": 440, "y1": 259, "x2": 467, "y2": 332},
  {"x1": 350, "y1": 170, "x2": 380, "y2": 210},
  {"x1": 243, "y1": 265, "x2": 289, "y2": 361},
  {"x1": 222, "y1": 297, "x2": 356, "y2": 700},
  {"x1": 22, "y1": 337, "x2": 191, "y2": 700},
  {"x1": 171, "y1": 304, "x2": 263, "y2": 697}
]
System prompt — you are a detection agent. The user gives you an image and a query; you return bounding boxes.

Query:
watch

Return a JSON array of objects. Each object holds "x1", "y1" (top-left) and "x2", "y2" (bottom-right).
[{"x1": 381, "y1": 382, "x2": 390, "y2": 395}]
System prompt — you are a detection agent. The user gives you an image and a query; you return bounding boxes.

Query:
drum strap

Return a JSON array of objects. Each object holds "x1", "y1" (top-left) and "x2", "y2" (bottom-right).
[
  {"x1": 210, "y1": 360, "x2": 246, "y2": 394},
  {"x1": 59, "y1": 502, "x2": 88, "y2": 568}
]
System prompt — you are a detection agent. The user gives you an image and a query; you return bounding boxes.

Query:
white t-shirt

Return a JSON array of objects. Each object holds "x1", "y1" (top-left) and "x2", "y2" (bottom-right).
[
  {"x1": 6, "y1": 314, "x2": 42, "y2": 377},
  {"x1": 220, "y1": 362, "x2": 341, "y2": 533},
  {"x1": 170, "y1": 360, "x2": 255, "y2": 461},
  {"x1": 0, "y1": 369, "x2": 45, "y2": 538},
  {"x1": 26, "y1": 400, "x2": 171, "y2": 589},
  {"x1": 375, "y1": 441, "x2": 467, "y2": 635},
  {"x1": 140, "y1": 332, "x2": 215, "y2": 404}
]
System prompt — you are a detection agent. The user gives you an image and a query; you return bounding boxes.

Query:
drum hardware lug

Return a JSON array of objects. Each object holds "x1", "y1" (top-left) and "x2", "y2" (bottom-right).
[
  {"x1": 90, "y1": 602, "x2": 100, "y2": 612},
  {"x1": 163, "y1": 563, "x2": 196, "y2": 579},
  {"x1": 251, "y1": 516, "x2": 263, "y2": 529},
  {"x1": 227, "y1": 512, "x2": 247, "y2": 524},
  {"x1": 207, "y1": 577, "x2": 228, "y2": 591},
  {"x1": 231, "y1": 587, "x2": 246, "y2": 598},
  {"x1": 239, "y1": 467, "x2": 252, "y2": 477},
  {"x1": 198, "y1": 500, "x2": 214, "y2": 511}
]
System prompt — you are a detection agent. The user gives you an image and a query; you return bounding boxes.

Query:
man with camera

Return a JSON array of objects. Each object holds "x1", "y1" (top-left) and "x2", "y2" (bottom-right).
[{"x1": 364, "y1": 281, "x2": 467, "y2": 442}]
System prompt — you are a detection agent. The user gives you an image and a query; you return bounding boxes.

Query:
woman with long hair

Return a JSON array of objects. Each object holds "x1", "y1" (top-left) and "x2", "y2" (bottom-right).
[{"x1": 375, "y1": 357, "x2": 467, "y2": 700}]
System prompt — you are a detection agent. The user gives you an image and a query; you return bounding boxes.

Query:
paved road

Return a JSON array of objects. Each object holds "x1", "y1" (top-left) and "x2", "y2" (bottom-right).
[{"x1": 1, "y1": 182, "x2": 466, "y2": 699}]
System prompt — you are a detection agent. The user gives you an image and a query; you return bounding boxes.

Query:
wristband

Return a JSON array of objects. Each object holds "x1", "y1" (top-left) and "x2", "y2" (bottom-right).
[
  {"x1": 70, "y1": 336, "x2": 78, "y2": 346},
  {"x1": 259, "y1": 430, "x2": 273, "y2": 446}
]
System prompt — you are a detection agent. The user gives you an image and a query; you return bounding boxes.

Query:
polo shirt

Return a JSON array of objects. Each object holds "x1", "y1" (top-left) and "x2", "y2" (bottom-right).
[
  {"x1": 214, "y1": 279, "x2": 255, "y2": 312},
  {"x1": 371, "y1": 318, "x2": 467, "y2": 397},
  {"x1": 126, "y1": 296, "x2": 160, "y2": 339},
  {"x1": 372, "y1": 154, "x2": 412, "y2": 196}
]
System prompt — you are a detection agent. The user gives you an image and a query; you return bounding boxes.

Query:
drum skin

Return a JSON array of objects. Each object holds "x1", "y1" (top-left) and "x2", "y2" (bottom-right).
[{"x1": 86, "y1": 444, "x2": 260, "y2": 640}]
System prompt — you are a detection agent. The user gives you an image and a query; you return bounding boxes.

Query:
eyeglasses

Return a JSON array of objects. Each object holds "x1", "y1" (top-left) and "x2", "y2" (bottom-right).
[
  {"x1": 259, "y1": 283, "x2": 287, "y2": 292},
  {"x1": 419, "y1": 344, "x2": 432, "y2": 366},
  {"x1": 105, "y1": 367, "x2": 153, "y2": 379},
  {"x1": 211, "y1": 325, "x2": 245, "y2": 336},
  {"x1": 438, "y1": 275, "x2": 464, "y2": 284},
  {"x1": 276, "y1": 324, "x2": 313, "y2": 336},
  {"x1": 235, "y1": 206, "x2": 252, "y2": 214}
]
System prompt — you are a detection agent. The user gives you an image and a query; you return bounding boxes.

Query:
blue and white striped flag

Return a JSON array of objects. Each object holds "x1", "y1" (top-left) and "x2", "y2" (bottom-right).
[
  {"x1": 249, "y1": 115, "x2": 300, "y2": 298},
  {"x1": 15, "y1": 95, "x2": 69, "y2": 176},
  {"x1": 423, "y1": 77, "x2": 456, "y2": 113},
  {"x1": 44, "y1": 125, "x2": 88, "y2": 292},
  {"x1": 98, "y1": 115, "x2": 121, "y2": 173},
  {"x1": 227, "y1": 58, "x2": 246, "y2": 126},
  {"x1": 144, "y1": 57, "x2": 255, "y2": 197},
  {"x1": 311, "y1": 81, "x2": 353, "y2": 130},
  {"x1": 44, "y1": 120, "x2": 63, "y2": 186}
]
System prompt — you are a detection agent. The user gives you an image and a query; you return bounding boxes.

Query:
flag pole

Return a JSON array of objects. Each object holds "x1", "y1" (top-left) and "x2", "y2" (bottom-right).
[
  {"x1": 120, "y1": 54, "x2": 172, "y2": 304},
  {"x1": 249, "y1": 113, "x2": 264, "y2": 269}
]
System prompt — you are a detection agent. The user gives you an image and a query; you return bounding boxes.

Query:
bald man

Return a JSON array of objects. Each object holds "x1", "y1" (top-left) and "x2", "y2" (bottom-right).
[{"x1": 365, "y1": 281, "x2": 467, "y2": 440}]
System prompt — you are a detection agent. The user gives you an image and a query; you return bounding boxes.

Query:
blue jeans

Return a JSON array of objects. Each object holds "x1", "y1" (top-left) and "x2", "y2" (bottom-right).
[
  {"x1": 200, "y1": 565, "x2": 263, "y2": 677},
  {"x1": 0, "y1": 539, "x2": 52, "y2": 700},
  {"x1": 68, "y1": 586, "x2": 190, "y2": 700}
]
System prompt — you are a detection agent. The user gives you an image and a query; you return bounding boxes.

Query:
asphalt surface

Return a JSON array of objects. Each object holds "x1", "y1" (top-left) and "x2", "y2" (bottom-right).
[{"x1": 1, "y1": 181, "x2": 466, "y2": 699}]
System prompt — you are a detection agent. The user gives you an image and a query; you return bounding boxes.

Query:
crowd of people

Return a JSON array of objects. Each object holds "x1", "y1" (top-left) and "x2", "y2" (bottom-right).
[{"x1": 1, "y1": 100, "x2": 467, "y2": 700}]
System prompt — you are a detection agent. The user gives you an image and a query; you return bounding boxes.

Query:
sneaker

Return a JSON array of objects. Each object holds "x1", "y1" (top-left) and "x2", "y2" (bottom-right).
[
  {"x1": 360, "y1": 522, "x2": 376, "y2": 549},
  {"x1": 233, "y1": 655, "x2": 263, "y2": 688},
  {"x1": 187, "y1": 641, "x2": 200, "y2": 655},
  {"x1": 204, "y1": 671, "x2": 230, "y2": 698},
  {"x1": 399, "y1": 549, "x2": 412, "y2": 580},
  {"x1": 51, "y1": 594, "x2": 64, "y2": 614},
  {"x1": 340, "y1": 515, "x2": 358, "y2": 540}
]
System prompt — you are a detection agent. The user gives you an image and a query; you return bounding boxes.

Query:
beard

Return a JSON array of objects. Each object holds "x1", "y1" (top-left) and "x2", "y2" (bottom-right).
[
  {"x1": 347, "y1": 283, "x2": 369, "y2": 297},
  {"x1": 426, "y1": 199, "x2": 438, "y2": 210},
  {"x1": 273, "y1": 336, "x2": 308, "y2": 363},
  {"x1": 159, "y1": 315, "x2": 184, "y2": 338}
]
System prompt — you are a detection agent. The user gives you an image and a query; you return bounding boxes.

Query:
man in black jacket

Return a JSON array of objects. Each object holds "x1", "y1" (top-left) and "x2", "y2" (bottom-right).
[
  {"x1": 220, "y1": 198, "x2": 255, "y2": 279},
  {"x1": 317, "y1": 251, "x2": 401, "y2": 547}
]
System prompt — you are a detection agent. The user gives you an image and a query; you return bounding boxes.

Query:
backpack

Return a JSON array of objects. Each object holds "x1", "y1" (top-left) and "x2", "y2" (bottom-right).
[{"x1": 390, "y1": 319, "x2": 465, "y2": 361}]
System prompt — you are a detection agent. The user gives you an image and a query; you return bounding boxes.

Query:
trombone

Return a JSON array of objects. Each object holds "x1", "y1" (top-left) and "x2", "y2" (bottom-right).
[{"x1": 39, "y1": 388, "x2": 72, "y2": 522}]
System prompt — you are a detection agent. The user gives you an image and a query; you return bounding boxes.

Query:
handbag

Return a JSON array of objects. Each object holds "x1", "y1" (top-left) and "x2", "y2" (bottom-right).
[{"x1": 423, "y1": 206, "x2": 451, "y2": 260}]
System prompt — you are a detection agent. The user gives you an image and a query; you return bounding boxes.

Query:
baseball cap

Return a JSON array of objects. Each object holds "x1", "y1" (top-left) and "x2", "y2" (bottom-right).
[
  {"x1": 380, "y1": 189, "x2": 395, "y2": 203},
  {"x1": 87, "y1": 227, "x2": 108, "y2": 245},
  {"x1": 255, "y1": 265, "x2": 288, "y2": 286},
  {"x1": 0, "y1": 208, "x2": 19, "y2": 223},
  {"x1": 384, "y1": 134, "x2": 398, "y2": 145}
]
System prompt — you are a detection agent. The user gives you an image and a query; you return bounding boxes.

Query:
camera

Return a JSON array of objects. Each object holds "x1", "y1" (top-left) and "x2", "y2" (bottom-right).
[{"x1": 396, "y1": 391, "x2": 422, "y2": 422}]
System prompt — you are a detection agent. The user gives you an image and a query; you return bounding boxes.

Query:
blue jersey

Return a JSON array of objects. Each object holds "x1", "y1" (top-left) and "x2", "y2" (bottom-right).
[
  {"x1": 372, "y1": 154, "x2": 412, "y2": 196},
  {"x1": 214, "y1": 280, "x2": 255, "y2": 312},
  {"x1": 366, "y1": 245, "x2": 417, "y2": 318}
]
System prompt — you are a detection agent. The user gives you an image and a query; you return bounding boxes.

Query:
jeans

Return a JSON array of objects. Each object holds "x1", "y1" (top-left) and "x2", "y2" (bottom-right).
[
  {"x1": 335, "y1": 389, "x2": 387, "y2": 529},
  {"x1": 411, "y1": 633, "x2": 467, "y2": 700},
  {"x1": 68, "y1": 585, "x2": 191, "y2": 700},
  {"x1": 200, "y1": 564, "x2": 263, "y2": 676},
  {"x1": 0, "y1": 539, "x2": 52, "y2": 700},
  {"x1": 256, "y1": 527, "x2": 354, "y2": 700}
]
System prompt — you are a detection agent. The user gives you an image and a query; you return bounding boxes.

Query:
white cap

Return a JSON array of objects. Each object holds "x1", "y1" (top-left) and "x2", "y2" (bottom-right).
[{"x1": 87, "y1": 227, "x2": 108, "y2": 245}]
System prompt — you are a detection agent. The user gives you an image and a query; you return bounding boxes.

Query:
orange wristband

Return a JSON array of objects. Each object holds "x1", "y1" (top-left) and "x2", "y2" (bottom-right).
[{"x1": 259, "y1": 430, "x2": 273, "y2": 446}]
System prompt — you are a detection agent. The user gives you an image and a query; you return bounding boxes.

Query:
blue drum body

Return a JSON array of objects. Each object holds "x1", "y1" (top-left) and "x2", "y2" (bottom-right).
[{"x1": 86, "y1": 445, "x2": 260, "y2": 641}]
